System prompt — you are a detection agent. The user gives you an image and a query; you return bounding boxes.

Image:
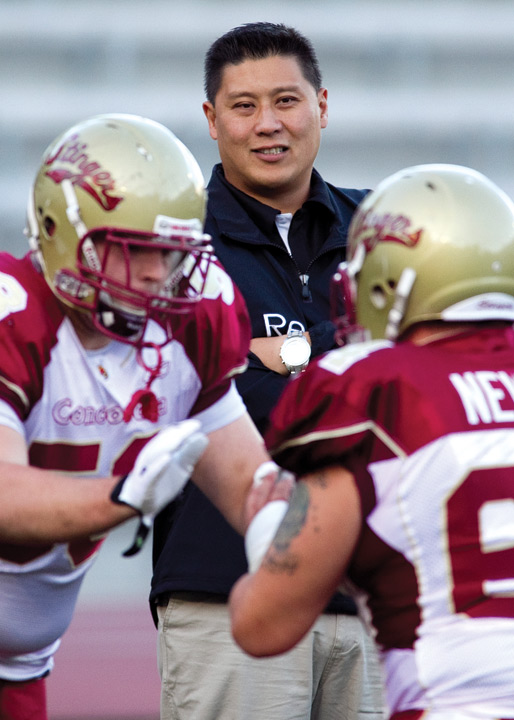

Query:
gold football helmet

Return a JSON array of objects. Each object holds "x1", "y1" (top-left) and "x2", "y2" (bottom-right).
[
  {"x1": 333, "y1": 164, "x2": 514, "y2": 342},
  {"x1": 26, "y1": 113, "x2": 211, "y2": 345}
]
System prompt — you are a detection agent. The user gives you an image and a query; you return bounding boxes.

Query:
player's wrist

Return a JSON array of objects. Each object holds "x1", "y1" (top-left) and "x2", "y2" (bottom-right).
[{"x1": 110, "y1": 474, "x2": 140, "y2": 514}]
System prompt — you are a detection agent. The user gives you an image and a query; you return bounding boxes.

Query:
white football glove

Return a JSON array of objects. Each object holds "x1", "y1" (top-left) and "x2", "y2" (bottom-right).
[{"x1": 112, "y1": 419, "x2": 208, "y2": 555}]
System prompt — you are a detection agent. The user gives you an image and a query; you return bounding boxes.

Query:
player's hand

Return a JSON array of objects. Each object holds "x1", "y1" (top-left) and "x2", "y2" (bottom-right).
[
  {"x1": 112, "y1": 419, "x2": 208, "y2": 555},
  {"x1": 244, "y1": 461, "x2": 295, "y2": 573},
  {"x1": 243, "y1": 461, "x2": 294, "y2": 527}
]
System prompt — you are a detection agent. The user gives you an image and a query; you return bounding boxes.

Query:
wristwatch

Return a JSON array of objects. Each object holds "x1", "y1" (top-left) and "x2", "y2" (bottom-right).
[{"x1": 279, "y1": 328, "x2": 311, "y2": 375}]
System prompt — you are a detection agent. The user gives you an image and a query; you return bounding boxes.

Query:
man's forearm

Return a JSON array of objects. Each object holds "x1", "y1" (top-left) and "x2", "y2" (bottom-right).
[{"x1": 0, "y1": 461, "x2": 135, "y2": 544}]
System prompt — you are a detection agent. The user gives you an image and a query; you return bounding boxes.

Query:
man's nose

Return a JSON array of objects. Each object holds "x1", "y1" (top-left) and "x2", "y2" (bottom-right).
[
  {"x1": 254, "y1": 104, "x2": 282, "y2": 134},
  {"x1": 133, "y1": 250, "x2": 170, "y2": 286}
]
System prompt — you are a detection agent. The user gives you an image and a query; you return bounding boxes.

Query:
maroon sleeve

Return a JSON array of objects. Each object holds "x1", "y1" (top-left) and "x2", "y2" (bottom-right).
[
  {"x1": 0, "y1": 253, "x2": 64, "y2": 420},
  {"x1": 172, "y1": 258, "x2": 252, "y2": 416},
  {"x1": 265, "y1": 355, "x2": 370, "y2": 471}
]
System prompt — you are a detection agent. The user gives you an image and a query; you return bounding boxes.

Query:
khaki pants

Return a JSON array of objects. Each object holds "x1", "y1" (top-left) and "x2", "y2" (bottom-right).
[{"x1": 157, "y1": 597, "x2": 385, "y2": 720}]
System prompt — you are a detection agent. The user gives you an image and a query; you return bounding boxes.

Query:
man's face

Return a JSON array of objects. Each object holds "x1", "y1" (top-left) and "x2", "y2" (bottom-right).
[
  {"x1": 97, "y1": 240, "x2": 175, "y2": 302},
  {"x1": 203, "y1": 55, "x2": 328, "y2": 210}
]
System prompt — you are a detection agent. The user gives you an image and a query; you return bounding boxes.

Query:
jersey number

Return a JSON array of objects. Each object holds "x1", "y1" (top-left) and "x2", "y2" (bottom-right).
[{"x1": 447, "y1": 466, "x2": 514, "y2": 618}]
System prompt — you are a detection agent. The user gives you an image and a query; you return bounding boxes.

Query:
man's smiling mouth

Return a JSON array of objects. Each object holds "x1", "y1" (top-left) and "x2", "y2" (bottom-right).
[{"x1": 256, "y1": 147, "x2": 287, "y2": 155}]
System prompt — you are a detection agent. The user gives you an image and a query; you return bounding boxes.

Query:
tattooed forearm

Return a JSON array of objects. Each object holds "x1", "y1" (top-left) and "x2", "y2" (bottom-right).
[
  {"x1": 272, "y1": 469, "x2": 329, "y2": 550},
  {"x1": 259, "y1": 484, "x2": 307, "y2": 573},
  {"x1": 261, "y1": 470, "x2": 331, "y2": 575}
]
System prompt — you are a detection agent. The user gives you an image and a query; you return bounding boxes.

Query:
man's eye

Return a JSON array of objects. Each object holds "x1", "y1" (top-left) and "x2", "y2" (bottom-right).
[{"x1": 162, "y1": 250, "x2": 175, "y2": 263}]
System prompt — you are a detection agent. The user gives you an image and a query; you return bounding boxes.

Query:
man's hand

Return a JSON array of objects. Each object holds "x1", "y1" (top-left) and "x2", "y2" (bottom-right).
[
  {"x1": 244, "y1": 461, "x2": 294, "y2": 573},
  {"x1": 244, "y1": 461, "x2": 293, "y2": 527},
  {"x1": 112, "y1": 419, "x2": 208, "y2": 555}
]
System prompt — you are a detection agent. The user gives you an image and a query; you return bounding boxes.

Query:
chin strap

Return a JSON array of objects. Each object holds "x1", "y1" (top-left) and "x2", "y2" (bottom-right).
[
  {"x1": 123, "y1": 344, "x2": 163, "y2": 423},
  {"x1": 122, "y1": 516, "x2": 152, "y2": 557}
]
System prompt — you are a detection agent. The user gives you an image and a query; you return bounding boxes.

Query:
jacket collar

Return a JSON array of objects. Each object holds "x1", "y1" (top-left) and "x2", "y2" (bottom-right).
[{"x1": 206, "y1": 163, "x2": 350, "y2": 250}]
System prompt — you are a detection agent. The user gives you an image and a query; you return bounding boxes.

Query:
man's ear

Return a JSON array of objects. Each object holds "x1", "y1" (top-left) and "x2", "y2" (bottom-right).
[
  {"x1": 318, "y1": 88, "x2": 328, "y2": 129},
  {"x1": 203, "y1": 101, "x2": 218, "y2": 140}
]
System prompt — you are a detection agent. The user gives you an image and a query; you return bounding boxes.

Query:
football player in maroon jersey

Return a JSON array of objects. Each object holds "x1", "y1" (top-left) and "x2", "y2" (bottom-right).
[
  {"x1": 0, "y1": 113, "x2": 279, "y2": 719},
  {"x1": 230, "y1": 163, "x2": 514, "y2": 720}
]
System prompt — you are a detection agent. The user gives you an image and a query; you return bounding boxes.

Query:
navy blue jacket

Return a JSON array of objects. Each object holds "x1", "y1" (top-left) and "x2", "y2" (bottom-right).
[
  {"x1": 151, "y1": 165, "x2": 367, "y2": 613},
  {"x1": 206, "y1": 164, "x2": 368, "y2": 433}
]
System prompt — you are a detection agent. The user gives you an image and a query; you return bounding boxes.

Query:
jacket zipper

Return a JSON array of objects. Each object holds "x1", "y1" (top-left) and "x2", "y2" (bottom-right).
[{"x1": 299, "y1": 273, "x2": 311, "y2": 301}]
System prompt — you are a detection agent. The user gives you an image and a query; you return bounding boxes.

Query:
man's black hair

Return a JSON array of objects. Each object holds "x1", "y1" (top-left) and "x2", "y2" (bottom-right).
[{"x1": 204, "y1": 22, "x2": 323, "y2": 103}]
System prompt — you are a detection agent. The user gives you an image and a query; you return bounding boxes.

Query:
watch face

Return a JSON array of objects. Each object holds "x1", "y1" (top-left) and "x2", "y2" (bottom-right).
[{"x1": 281, "y1": 336, "x2": 311, "y2": 366}]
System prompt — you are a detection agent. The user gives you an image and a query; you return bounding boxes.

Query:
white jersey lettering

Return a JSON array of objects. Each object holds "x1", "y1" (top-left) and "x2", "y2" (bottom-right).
[{"x1": 450, "y1": 371, "x2": 514, "y2": 425}]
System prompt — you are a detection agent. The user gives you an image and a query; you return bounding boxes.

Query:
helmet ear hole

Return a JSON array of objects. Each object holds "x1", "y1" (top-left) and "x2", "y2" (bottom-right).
[
  {"x1": 370, "y1": 283, "x2": 389, "y2": 310},
  {"x1": 42, "y1": 214, "x2": 56, "y2": 238}
]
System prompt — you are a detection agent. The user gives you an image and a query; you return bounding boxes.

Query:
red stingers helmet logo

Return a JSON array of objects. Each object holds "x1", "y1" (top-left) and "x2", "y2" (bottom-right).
[
  {"x1": 44, "y1": 133, "x2": 123, "y2": 211},
  {"x1": 351, "y1": 207, "x2": 423, "y2": 253}
]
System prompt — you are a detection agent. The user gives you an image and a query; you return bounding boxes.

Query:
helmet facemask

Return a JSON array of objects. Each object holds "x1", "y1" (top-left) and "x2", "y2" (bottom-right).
[
  {"x1": 332, "y1": 258, "x2": 417, "y2": 346},
  {"x1": 331, "y1": 242, "x2": 418, "y2": 346},
  {"x1": 55, "y1": 223, "x2": 212, "y2": 348},
  {"x1": 331, "y1": 245, "x2": 371, "y2": 346},
  {"x1": 31, "y1": 177, "x2": 211, "y2": 349}
]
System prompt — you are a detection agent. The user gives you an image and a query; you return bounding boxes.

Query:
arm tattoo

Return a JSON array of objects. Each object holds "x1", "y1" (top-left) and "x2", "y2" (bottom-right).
[{"x1": 273, "y1": 482, "x2": 309, "y2": 553}]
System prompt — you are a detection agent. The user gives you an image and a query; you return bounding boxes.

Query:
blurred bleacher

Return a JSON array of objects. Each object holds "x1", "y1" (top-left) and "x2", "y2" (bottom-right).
[{"x1": 2, "y1": 0, "x2": 514, "y2": 258}]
